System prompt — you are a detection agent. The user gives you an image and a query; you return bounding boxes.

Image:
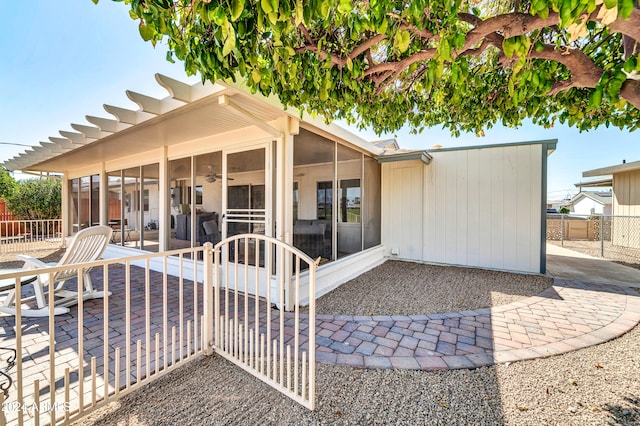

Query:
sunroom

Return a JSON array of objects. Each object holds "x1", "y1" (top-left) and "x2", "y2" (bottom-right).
[{"x1": 8, "y1": 75, "x2": 384, "y2": 302}]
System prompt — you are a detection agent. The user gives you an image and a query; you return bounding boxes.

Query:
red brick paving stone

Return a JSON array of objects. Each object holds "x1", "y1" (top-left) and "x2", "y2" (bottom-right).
[
  {"x1": 417, "y1": 339, "x2": 437, "y2": 351},
  {"x1": 415, "y1": 347, "x2": 438, "y2": 356},
  {"x1": 475, "y1": 336, "x2": 494, "y2": 350},
  {"x1": 374, "y1": 336, "x2": 399, "y2": 349},
  {"x1": 442, "y1": 355, "x2": 475, "y2": 369},
  {"x1": 491, "y1": 330, "x2": 513, "y2": 341},
  {"x1": 438, "y1": 331, "x2": 457, "y2": 344},
  {"x1": 389, "y1": 356, "x2": 421, "y2": 370},
  {"x1": 435, "y1": 341, "x2": 456, "y2": 355},
  {"x1": 385, "y1": 331, "x2": 403, "y2": 342},
  {"x1": 416, "y1": 356, "x2": 448, "y2": 370},
  {"x1": 399, "y1": 335, "x2": 419, "y2": 350},
  {"x1": 394, "y1": 321, "x2": 410, "y2": 329},
  {"x1": 374, "y1": 345, "x2": 394, "y2": 356},
  {"x1": 492, "y1": 351, "x2": 524, "y2": 363},
  {"x1": 330, "y1": 329, "x2": 350, "y2": 342},
  {"x1": 493, "y1": 341, "x2": 523, "y2": 351},
  {"x1": 393, "y1": 347, "x2": 415, "y2": 357},
  {"x1": 413, "y1": 331, "x2": 439, "y2": 343},
  {"x1": 364, "y1": 356, "x2": 392, "y2": 369},
  {"x1": 456, "y1": 342, "x2": 486, "y2": 354},
  {"x1": 371, "y1": 326, "x2": 390, "y2": 337},
  {"x1": 336, "y1": 353, "x2": 364, "y2": 368},
  {"x1": 408, "y1": 322, "x2": 426, "y2": 333},
  {"x1": 465, "y1": 353, "x2": 495, "y2": 367},
  {"x1": 510, "y1": 331, "x2": 532, "y2": 345}
]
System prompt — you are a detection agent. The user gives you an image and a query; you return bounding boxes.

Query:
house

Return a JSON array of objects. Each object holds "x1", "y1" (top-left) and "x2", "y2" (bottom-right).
[
  {"x1": 567, "y1": 190, "x2": 613, "y2": 215},
  {"x1": 583, "y1": 160, "x2": 640, "y2": 248},
  {"x1": 3, "y1": 75, "x2": 555, "y2": 302}
]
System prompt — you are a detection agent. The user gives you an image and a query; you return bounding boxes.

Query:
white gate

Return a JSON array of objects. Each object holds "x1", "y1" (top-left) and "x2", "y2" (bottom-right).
[{"x1": 212, "y1": 234, "x2": 317, "y2": 410}]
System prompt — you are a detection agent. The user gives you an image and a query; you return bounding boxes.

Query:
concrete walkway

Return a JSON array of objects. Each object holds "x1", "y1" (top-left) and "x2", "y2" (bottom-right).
[
  {"x1": 311, "y1": 246, "x2": 640, "y2": 370},
  {"x1": 546, "y1": 243, "x2": 640, "y2": 288}
]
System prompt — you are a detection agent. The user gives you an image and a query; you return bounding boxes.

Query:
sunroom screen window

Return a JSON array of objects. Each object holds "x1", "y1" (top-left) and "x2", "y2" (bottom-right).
[
  {"x1": 317, "y1": 181, "x2": 332, "y2": 220},
  {"x1": 339, "y1": 179, "x2": 360, "y2": 223}
]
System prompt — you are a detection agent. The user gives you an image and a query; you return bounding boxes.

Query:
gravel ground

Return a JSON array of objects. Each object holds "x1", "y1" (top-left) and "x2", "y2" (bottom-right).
[
  {"x1": 67, "y1": 259, "x2": 640, "y2": 426},
  {"x1": 309, "y1": 261, "x2": 552, "y2": 316}
]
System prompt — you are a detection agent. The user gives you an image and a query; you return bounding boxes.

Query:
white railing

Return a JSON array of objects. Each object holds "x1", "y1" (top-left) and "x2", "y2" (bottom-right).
[
  {"x1": 0, "y1": 247, "x2": 207, "y2": 425},
  {"x1": 0, "y1": 220, "x2": 63, "y2": 254},
  {"x1": 0, "y1": 236, "x2": 316, "y2": 425},
  {"x1": 214, "y1": 234, "x2": 317, "y2": 410}
]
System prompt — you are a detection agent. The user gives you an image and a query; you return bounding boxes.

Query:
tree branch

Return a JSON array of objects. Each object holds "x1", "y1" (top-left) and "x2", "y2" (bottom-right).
[{"x1": 529, "y1": 44, "x2": 603, "y2": 89}]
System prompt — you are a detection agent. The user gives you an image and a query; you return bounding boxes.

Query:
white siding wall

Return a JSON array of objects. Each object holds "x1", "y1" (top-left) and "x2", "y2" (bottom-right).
[
  {"x1": 381, "y1": 160, "x2": 424, "y2": 261},
  {"x1": 612, "y1": 170, "x2": 640, "y2": 248},
  {"x1": 572, "y1": 197, "x2": 606, "y2": 215},
  {"x1": 382, "y1": 144, "x2": 544, "y2": 273}
]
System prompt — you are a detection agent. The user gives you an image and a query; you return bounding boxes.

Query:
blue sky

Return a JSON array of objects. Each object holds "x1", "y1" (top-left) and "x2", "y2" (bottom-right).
[{"x1": 2, "y1": 1, "x2": 639, "y2": 201}]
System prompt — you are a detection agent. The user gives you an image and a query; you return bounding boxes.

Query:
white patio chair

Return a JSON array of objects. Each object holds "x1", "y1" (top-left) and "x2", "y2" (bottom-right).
[{"x1": 0, "y1": 225, "x2": 113, "y2": 317}]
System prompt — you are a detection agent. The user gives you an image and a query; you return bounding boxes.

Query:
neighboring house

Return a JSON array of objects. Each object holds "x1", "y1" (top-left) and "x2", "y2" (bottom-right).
[
  {"x1": 583, "y1": 161, "x2": 640, "y2": 248},
  {"x1": 567, "y1": 191, "x2": 613, "y2": 215},
  {"x1": 3, "y1": 75, "x2": 555, "y2": 301}
]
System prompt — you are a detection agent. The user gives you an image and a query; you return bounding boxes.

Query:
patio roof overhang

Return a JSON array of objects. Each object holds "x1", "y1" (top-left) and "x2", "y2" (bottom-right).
[
  {"x1": 4, "y1": 74, "x2": 383, "y2": 174},
  {"x1": 574, "y1": 177, "x2": 613, "y2": 188},
  {"x1": 3, "y1": 75, "x2": 291, "y2": 173}
]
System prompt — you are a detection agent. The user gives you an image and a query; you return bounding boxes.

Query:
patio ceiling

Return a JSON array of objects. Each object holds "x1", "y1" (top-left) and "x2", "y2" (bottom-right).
[{"x1": 3, "y1": 74, "x2": 286, "y2": 173}]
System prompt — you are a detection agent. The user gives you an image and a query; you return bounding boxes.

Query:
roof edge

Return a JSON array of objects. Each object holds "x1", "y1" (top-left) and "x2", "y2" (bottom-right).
[
  {"x1": 377, "y1": 150, "x2": 432, "y2": 164},
  {"x1": 583, "y1": 160, "x2": 640, "y2": 177},
  {"x1": 426, "y1": 139, "x2": 558, "y2": 155}
]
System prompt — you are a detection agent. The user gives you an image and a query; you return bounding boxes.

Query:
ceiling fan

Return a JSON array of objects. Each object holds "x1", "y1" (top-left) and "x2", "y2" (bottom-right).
[{"x1": 204, "y1": 165, "x2": 233, "y2": 183}]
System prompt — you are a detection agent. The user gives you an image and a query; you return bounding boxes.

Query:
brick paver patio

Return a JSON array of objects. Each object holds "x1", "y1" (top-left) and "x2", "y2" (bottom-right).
[
  {"x1": 310, "y1": 279, "x2": 640, "y2": 369},
  {"x1": 0, "y1": 267, "x2": 638, "y2": 423}
]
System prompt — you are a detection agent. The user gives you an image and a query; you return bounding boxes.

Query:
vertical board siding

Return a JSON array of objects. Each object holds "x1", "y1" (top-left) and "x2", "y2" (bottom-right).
[
  {"x1": 613, "y1": 170, "x2": 640, "y2": 248},
  {"x1": 381, "y1": 162, "x2": 423, "y2": 260},
  {"x1": 431, "y1": 145, "x2": 542, "y2": 273}
]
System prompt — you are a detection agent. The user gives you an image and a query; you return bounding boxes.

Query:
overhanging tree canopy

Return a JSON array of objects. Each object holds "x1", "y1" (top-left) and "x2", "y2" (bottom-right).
[{"x1": 100, "y1": 0, "x2": 640, "y2": 135}]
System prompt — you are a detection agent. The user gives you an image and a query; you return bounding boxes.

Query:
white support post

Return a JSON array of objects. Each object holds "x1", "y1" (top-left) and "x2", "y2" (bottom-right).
[
  {"x1": 159, "y1": 146, "x2": 169, "y2": 251},
  {"x1": 203, "y1": 242, "x2": 215, "y2": 355},
  {"x1": 99, "y1": 163, "x2": 108, "y2": 225},
  {"x1": 61, "y1": 174, "x2": 69, "y2": 244}
]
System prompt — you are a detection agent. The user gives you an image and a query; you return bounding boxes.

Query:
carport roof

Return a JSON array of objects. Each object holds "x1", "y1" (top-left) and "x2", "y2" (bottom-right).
[{"x1": 583, "y1": 160, "x2": 640, "y2": 177}]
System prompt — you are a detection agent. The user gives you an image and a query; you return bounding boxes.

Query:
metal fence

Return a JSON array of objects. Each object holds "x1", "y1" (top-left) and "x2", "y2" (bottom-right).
[
  {"x1": 0, "y1": 220, "x2": 64, "y2": 254},
  {"x1": 547, "y1": 214, "x2": 640, "y2": 266},
  {"x1": 0, "y1": 236, "x2": 316, "y2": 425}
]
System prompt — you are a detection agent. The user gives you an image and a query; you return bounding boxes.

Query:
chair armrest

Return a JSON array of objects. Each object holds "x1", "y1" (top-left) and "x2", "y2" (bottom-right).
[{"x1": 16, "y1": 255, "x2": 48, "y2": 270}]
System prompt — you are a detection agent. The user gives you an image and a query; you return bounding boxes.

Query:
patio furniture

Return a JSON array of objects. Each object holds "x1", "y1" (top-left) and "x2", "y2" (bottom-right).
[{"x1": 0, "y1": 225, "x2": 113, "y2": 317}]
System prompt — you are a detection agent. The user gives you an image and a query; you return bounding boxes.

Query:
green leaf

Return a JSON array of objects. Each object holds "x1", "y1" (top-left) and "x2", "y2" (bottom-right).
[
  {"x1": 503, "y1": 39, "x2": 515, "y2": 58},
  {"x1": 320, "y1": 0, "x2": 331, "y2": 20},
  {"x1": 346, "y1": 57, "x2": 353, "y2": 71},
  {"x1": 139, "y1": 22, "x2": 155, "y2": 41},
  {"x1": 603, "y1": 0, "x2": 617, "y2": 9},
  {"x1": 231, "y1": 0, "x2": 244, "y2": 22},
  {"x1": 294, "y1": 0, "x2": 304, "y2": 26},
  {"x1": 338, "y1": 0, "x2": 352, "y2": 15},
  {"x1": 439, "y1": 38, "x2": 452, "y2": 61},
  {"x1": 619, "y1": 0, "x2": 634, "y2": 18},
  {"x1": 261, "y1": 0, "x2": 273, "y2": 14},
  {"x1": 394, "y1": 30, "x2": 411, "y2": 54},
  {"x1": 251, "y1": 68, "x2": 262, "y2": 83},
  {"x1": 222, "y1": 25, "x2": 236, "y2": 57},
  {"x1": 590, "y1": 86, "x2": 603, "y2": 107},
  {"x1": 377, "y1": 18, "x2": 388, "y2": 34},
  {"x1": 624, "y1": 56, "x2": 637, "y2": 73}
]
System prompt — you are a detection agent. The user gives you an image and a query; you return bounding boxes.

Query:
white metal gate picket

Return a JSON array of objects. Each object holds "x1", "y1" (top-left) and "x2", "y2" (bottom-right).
[{"x1": 211, "y1": 234, "x2": 317, "y2": 410}]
